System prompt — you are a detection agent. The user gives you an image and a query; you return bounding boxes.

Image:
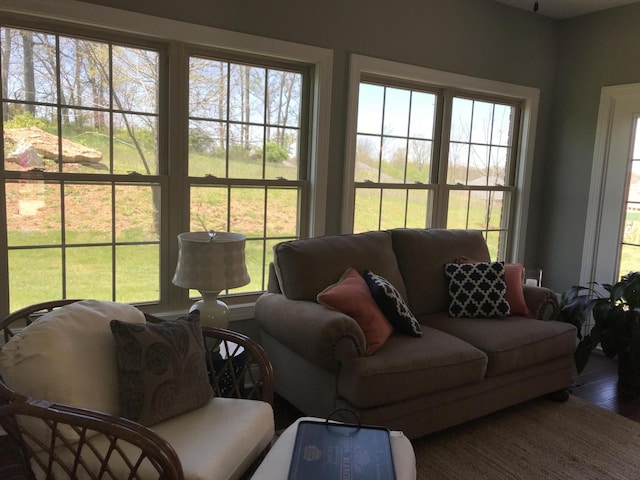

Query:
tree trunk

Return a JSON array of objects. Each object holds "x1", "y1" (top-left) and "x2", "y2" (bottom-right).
[{"x1": 21, "y1": 31, "x2": 36, "y2": 115}]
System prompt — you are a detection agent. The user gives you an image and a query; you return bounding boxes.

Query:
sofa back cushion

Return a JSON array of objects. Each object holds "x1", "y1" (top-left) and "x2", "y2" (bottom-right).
[
  {"x1": 391, "y1": 229, "x2": 490, "y2": 316},
  {"x1": 273, "y1": 230, "x2": 407, "y2": 302}
]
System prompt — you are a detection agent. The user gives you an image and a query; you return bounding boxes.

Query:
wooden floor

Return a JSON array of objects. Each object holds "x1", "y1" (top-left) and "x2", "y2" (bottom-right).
[
  {"x1": 571, "y1": 352, "x2": 640, "y2": 421},
  {"x1": 1, "y1": 352, "x2": 639, "y2": 479}
]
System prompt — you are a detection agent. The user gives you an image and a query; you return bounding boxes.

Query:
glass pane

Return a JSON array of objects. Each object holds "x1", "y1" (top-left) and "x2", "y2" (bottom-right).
[
  {"x1": 447, "y1": 190, "x2": 469, "y2": 229},
  {"x1": 354, "y1": 188, "x2": 381, "y2": 233},
  {"x1": 2, "y1": 29, "x2": 57, "y2": 103},
  {"x1": 9, "y1": 248, "x2": 62, "y2": 311},
  {"x1": 383, "y1": 87, "x2": 410, "y2": 137},
  {"x1": 381, "y1": 137, "x2": 406, "y2": 183},
  {"x1": 620, "y1": 244, "x2": 640, "y2": 278},
  {"x1": 451, "y1": 97, "x2": 473, "y2": 142},
  {"x1": 6, "y1": 180, "x2": 61, "y2": 246},
  {"x1": 406, "y1": 190, "x2": 430, "y2": 228},
  {"x1": 380, "y1": 189, "x2": 407, "y2": 229},
  {"x1": 229, "y1": 64, "x2": 265, "y2": 124},
  {"x1": 241, "y1": 239, "x2": 261, "y2": 293},
  {"x1": 448, "y1": 143, "x2": 469, "y2": 184},
  {"x1": 4, "y1": 105, "x2": 60, "y2": 172},
  {"x1": 264, "y1": 239, "x2": 282, "y2": 289},
  {"x1": 66, "y1": 246, "x2": 112, "y2": 299},
  {"x1": 229, "y1": 125, "x2": 264, "y2": 179},
  {"x1": 190, "y1": 186, "x2": 228, "y2": 232},
  {"x1": 112, "y1": 46, "x2": 158, "y2": 114},
  {"x1": 467, "y1": 191, "x2": 490, "y2": 230},
  {"x1": 489, "y1": 146, "x2": 509, "y2": 186},
  {"x1": 470, "y1": 145, "x2": 490, "y2": 186},
  {"x1": 485, "y1": 231, "x2": 501, "y2": 260},
  {"x1": 266, "y1": 188, "x2": 298, "y2": 237},
  {"x1": 492, "y1": 104, "x2": 513, "y2": 146},
  {"x1": 267, "y1": 70, "x2": 301, "y2": 127},
  {"x1": 357, "y1": 83, "x2": 384, "y2": 135},
  {"x1": 112, "y1": 113, "x2": 158, "y2": 175},
  {"x1": 265, "y1": 127, "x2": 298, "y2": 180},
  {"x1": 230, "y1": 187, "x2": 264, "y2": 237},
  {"x1": 355, "y1": 135, "x2": 380, "y2": 182},
  {"x1": 116, "y1": 184, "x2": 160, "y2": 242},
  {"x1": 65, "y1": 183, "x2": 112, "y2": 244},
  {"x1": 487, "y1": 191, "x2": 506, "y2": 230},
  {"x1": 228, "y1": 123, "x2": 257, "y2": 177},
  {"x1": 60, "y1": 37, "x2": 109, "y2": 109},
  {"x1": 406, "y1": 140, "x2": 432, "y2": 184},
  {"x1": 116, "y1": 244, "x2": 160, "y2": 303},
  {"x1": 409, "y1": 91, "x2": 436, "y2": 140},
  {"x1": 189, "y1": 119, "x2": 227, "y2": 177},
  {"x1": 189, "y1": 57, "x2": 228, "y2": 120},
  {"x1": 471, "y1": 101, "x2": 494, "y2": 145}
]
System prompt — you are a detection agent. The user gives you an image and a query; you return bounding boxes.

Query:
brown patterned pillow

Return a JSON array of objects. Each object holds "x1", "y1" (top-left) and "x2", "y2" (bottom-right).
[{"x1": 110, "y1": 311, "x2": 212, "y2": 426}]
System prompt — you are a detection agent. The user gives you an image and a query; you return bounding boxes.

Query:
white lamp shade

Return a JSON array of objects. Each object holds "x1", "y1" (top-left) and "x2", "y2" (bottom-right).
[{"x1": 172, "y1": 231, "x2": 250, "y2": 292}]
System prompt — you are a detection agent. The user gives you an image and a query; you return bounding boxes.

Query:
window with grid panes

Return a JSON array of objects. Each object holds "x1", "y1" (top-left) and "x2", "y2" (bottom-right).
[
  {"x1": 352, "y1": 79, "x2": 521, "y2": 260},
  {"x1": 0, "y1": 18, "x2": 310, "y2": 313}
]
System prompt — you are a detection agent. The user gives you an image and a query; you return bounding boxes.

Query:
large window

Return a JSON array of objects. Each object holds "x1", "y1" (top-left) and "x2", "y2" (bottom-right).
[
  {"x1": 346, "y1": 55, "x2": 537, "y2": 262},
  {"x1": 619, "y1": 117, "x2": 640, "y2": 276},
  {"x1": 0, "y1": 10, "x2": 327, "y2": 315}
]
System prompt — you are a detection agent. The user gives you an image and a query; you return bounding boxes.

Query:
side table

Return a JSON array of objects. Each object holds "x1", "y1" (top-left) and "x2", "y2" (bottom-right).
[{"x1": 251, "y1": 416, "x2": 417, "y2": 480}]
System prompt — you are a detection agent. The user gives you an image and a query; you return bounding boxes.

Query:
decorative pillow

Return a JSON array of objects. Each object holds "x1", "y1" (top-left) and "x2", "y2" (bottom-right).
[
  {"x1": 445, "y1": 262, "x2": 511, "y2": 317},
  {"x1": 110, "y1": 311, "x2": 213, "y2": 426},
  {"x1": 0, "y1": 300, "x2": 146, "y2": 445},
  {"x1": 363, "y1": 270, "x2": 422, "y2": 337},
  {"x1": 457, "y1": 256, "x2": 531, "y2": 317},
  {"x1": 317, "y1": 267, "x2": 393, "y2": 354}
]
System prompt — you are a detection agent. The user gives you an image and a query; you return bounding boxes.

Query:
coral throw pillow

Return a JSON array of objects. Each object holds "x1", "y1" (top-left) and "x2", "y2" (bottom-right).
[
  {"x1": 317, "y1": 267, "x2": 393, "y2": 354},
  {"x1": 457, "y1": 256, "x2": 531, "y2": 317}
]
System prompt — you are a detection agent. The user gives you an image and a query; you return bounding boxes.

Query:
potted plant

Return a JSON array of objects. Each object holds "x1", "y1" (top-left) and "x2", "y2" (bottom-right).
[{"x1": 560, "y1": 271, "x2": 640, "y2": 390}]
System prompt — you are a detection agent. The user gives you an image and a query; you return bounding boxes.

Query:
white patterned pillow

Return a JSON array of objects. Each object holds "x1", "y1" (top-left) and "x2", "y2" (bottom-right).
[
  {"x1": 444, "y1": 262, "x2": 511, "y2": 317},
  {"x1": 363, "y1": 270, "x2": 422, "y2": 337}
]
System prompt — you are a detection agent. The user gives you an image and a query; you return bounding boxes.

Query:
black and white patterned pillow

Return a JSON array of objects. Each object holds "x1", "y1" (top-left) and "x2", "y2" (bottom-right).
[
  {"x1": 363, "y1": 270, "x2": 422, "y2": 337},
  {"x1": 444, "y1": 262, "x2": 511, "y2": 317}
]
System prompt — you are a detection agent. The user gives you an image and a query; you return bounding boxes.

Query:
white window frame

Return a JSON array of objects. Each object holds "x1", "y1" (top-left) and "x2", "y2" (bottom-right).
[
  {"x1": 0, "y1": 0, "x2": 332, "y2": 315},
  {"x1": 583, "y1": 83, "x2": 640, "y2": 286},
  {"x1": 343, "y1": 54, "x2": 540, "y2": 262}
]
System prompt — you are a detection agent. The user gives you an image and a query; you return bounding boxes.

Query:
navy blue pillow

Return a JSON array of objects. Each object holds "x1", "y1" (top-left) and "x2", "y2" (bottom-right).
[
  {"x1": 444, "y1": 262, "x2": 510, "y2": 317},
  {"x1": 363, "y1": 270, "x2": 422, "y2": 337}
]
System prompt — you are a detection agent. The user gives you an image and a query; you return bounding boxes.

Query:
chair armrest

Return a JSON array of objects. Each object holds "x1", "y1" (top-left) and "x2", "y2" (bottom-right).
[
  {"x1": 523, "y1": 285, "x2": 560, "y2": 320},
  {"x1": 255, "y1": 293, "x2": 367, "y2": 373},
  {"x1": 0, "y1": 398, "x2": 184, "y2": 480},
  {"x1": 200, "y1": 326, "x2": 275, "y2": 405}
]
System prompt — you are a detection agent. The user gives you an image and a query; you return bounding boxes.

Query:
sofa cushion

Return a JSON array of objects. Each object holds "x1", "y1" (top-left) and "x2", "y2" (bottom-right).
[
  {"x1": 338, "y1": 326, "x2": 487, "y2": 408},
  {"x1": 317, "y1": 267, "x2": 393, "y2": 354},
  {"x1": 110, "y1": 311, "x2": 212, "y2": 426},
  {"x1": 273, "y1": 230, "x2": 408, "y2": 303},
  {"x1": 391, "y1": 229, "x2": 491, "y2": 316},
  {"x1": 363, "y1": 270, "x2": 422, "y2": 337},
  {"x1": 421, "y1": 312, "x2": 577, "y2": 376},
  {"x1": 0, "y1": 300, "x2": 145, "y2": 445}
]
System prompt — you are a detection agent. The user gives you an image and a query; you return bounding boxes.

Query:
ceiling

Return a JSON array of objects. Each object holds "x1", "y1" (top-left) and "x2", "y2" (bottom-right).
[{"x1": 491, "y1": 0, "x2": 640, "y2": 19}]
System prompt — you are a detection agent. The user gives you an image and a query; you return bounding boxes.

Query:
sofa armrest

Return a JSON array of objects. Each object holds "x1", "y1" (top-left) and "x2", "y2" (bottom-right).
[
  {"x1": 523, "y1": 285, "x2": 560, "y2": 321},
  {"x1": 255, "y1": 293, "x2": 367, "y2": 372}
]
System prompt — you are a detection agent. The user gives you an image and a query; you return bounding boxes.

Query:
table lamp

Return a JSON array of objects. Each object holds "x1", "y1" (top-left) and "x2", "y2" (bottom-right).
[{"x1": 172, "y1": 231, "x2": 250, "y2": 329}]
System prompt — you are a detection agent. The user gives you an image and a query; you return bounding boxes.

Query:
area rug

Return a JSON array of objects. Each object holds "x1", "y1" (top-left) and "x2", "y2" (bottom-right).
[{"x1": 412, "y1": 395, "x2": 640, "y2": 479}]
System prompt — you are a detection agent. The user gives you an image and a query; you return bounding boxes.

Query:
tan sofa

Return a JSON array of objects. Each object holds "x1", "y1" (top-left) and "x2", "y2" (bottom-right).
[{"x1": 255, "y1": 228, "x2": 576, "y2": 439}]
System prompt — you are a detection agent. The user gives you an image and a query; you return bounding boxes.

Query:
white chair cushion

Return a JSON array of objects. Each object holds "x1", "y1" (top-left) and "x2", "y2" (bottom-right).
[
  {"x1": 0, "y1": 300, "x2": 145, "y2": 445},
  {"x1": 34, "y1": 397, "x2": 274, "y2": 480}
]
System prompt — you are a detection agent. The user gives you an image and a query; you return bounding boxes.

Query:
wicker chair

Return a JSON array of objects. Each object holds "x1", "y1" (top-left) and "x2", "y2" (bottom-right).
[{"x1": 0, "y1": 300, "x2": 275, "y2": 480}]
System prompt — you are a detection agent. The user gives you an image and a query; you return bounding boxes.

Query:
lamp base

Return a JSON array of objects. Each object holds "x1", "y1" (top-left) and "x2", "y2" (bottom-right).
[{"x1": 190, "y1": 291, "x2": 229, "y2": 329}]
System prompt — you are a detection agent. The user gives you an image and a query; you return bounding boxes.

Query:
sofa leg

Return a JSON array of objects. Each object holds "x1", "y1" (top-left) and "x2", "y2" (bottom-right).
[{"x1": 546, "y1": 389, "x2": 570, "y2": 402}]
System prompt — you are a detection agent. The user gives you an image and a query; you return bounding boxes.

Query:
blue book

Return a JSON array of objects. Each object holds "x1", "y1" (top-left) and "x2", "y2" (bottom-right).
[{"x1": 288, "y1": 420, "x2": 396, "y2": 480}]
